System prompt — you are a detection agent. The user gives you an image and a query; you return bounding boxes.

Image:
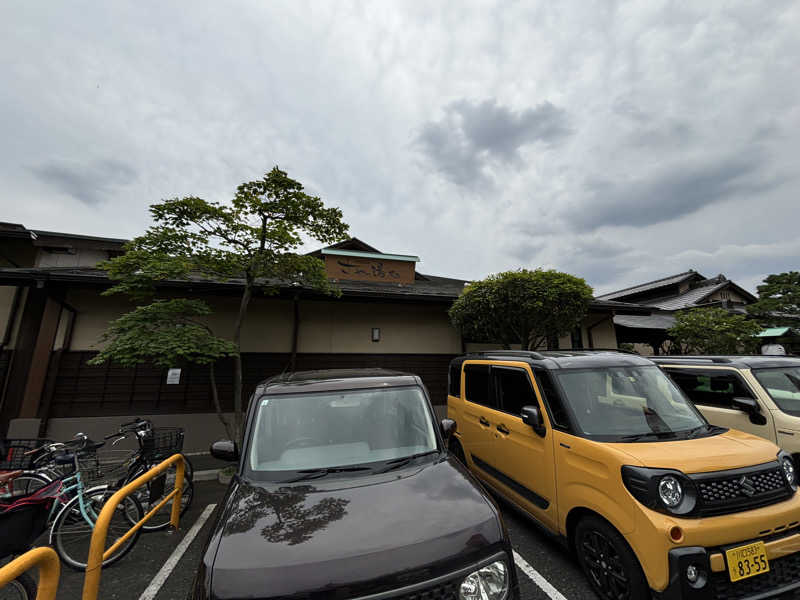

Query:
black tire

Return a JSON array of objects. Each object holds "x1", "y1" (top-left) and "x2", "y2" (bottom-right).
[
  {"x1": 0, "y1": 573, "x2": 37, "y2": 600},
  {"x1": 448, "y1": 438, "x2": 467, "y2": 465},
  {"x1": 137, "y1": 474, "x2": 194, "y2": 532},
  {"x1": 50, "y1": 486, "x2": 144, "y2": 571},
  {"x1": 574, "y1": 516, "x2": 649, "y2": 600}
]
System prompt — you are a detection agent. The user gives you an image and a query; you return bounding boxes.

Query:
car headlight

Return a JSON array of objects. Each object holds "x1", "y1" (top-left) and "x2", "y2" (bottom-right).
[
  {"x1": 779, "y1": 451, "x2": 797, "y2": 490},
  {"x1": 622, "y1": 466, "x2": 697, "y2": 515},
  {"x1": 658, "y1": 475, "x2": 683, "y2": 507},
  {"x1": 459, "y1": 560, "x2": 508, "y2": 600}
]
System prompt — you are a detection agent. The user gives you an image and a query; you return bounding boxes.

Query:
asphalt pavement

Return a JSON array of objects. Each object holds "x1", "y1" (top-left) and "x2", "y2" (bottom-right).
[{"x1": 11, "y1": 479, "x2": 599, "y2": 600}]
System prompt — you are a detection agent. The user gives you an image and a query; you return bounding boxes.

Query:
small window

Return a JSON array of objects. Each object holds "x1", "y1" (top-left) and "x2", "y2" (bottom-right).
[
  {"x1": 464, "y1": 364, "x2": 495, "y2": 408},
  {"x1": 534, "y1": 368, "x2": 571, "y2": 430},
  {"x1": 493, "y1": 367, "x2": 536, "y2": 416},
  {"x1": 571, "y1": 327, "x2": 584, "y2": 350},
  {"x1": 448, "y1": 361, "x2": 462, "y2": 397},
  {"x1": 667, "y1": 369, "x2": 754, "y2": 409}
]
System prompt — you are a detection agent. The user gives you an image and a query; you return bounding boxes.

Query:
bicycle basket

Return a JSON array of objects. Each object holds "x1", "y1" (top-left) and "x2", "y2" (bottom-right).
[
  {"x1": 76, "y1": 450, "x2": 133, "y2": 487},
  {"x1": 140, "y1": 427, "x2": 184, "y2": 462},
  {"x1": 0, "y1": 439, "x2": 52, "y2": 471}
]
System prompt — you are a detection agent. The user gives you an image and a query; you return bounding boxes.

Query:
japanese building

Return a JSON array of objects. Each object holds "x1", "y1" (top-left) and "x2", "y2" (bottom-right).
[{"x1": 0, "y1": 222, "x2": 648, "y2": 449}]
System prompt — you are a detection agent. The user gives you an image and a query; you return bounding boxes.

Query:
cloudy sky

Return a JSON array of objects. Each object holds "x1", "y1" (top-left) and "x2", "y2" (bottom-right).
[{"x1": 2, "y1": 1, "x2": 799, "y2": 294}]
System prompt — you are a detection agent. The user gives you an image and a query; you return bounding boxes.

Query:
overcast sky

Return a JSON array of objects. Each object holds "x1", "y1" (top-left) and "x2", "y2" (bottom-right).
[{"x1": 2, "y1": 1, "x2": 799, "y2": 294}]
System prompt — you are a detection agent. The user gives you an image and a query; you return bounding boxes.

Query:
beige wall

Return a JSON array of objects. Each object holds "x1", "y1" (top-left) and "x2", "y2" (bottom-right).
[
  {"x1": 64, "y1": 288, "x2": 462, "y2": 354},
  {"x1": 0, "y1": 286, "x2": 26, "y2": 349}
]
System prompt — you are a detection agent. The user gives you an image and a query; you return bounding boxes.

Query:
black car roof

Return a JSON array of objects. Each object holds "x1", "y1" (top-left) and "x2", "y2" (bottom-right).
[
  {"x1": 651, "y1": 355, "x2": 800, "y2": 369},
  {"x1": 256, "y1": 368, "x2": 421, "y2": 395},
  {"x1": 452, "y1": 349, "x2": 655, "y2": 370}
]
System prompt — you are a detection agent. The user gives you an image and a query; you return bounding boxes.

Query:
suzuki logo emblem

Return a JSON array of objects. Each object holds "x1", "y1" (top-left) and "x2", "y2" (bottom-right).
[{"x1": 739, "y1": 476, "x2": 756, "y2": 497}]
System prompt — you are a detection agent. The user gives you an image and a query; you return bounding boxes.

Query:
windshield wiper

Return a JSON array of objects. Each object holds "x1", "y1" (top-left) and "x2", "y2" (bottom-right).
[
  {"x1": 281, "y1": 465, "x2": 372, "y2": 483},
  {"x1": 617, "y1": 431, "x2": 678, "y2": 442},
  {"x1": 372, "y1": 450, "x2": 439, "y2": 474}
]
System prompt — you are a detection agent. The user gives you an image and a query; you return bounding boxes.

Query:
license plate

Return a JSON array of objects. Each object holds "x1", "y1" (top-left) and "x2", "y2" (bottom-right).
[{"x1": 726, "y1": 541, "x2": 770, "y2": 582}]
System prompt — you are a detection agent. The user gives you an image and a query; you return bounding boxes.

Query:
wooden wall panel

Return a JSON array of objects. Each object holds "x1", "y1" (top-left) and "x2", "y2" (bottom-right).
[{"x1": 44, "y1": 351, "x2": 457, "y2": 418}]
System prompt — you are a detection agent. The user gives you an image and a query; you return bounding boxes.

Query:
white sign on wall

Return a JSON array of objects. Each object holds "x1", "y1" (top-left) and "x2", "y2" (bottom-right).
[{"x1": 166, "y1": 368, "x2": 182, "y2": 385}]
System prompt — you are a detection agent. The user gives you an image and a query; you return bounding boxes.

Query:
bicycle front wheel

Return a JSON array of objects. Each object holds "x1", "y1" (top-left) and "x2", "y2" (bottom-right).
[
  {"x1": 1, "y1": 471, "x2": 51, "y2": 497},
  {"x1": 50, "y1": 486, "x2": 144, "y2": 571},
  {"x1": 0, "y1": 573, "x2": 37, "y2": 600}
]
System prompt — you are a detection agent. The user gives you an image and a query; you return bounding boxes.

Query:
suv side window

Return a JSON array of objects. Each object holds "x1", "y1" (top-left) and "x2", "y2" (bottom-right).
[
  {"x1": 492, "y1": 367, "x2": 536, "y2": 416},
  {"x1": 464, "y1": 364, "x2": 496, "y2": 409},
  {"x1": 534, "y1": 367, "x2": 571, "y2": 430},
  {"x1": 667, "y1": 368, "x2": 755, "y2": 409},
  {"x1": 448, "y1": 361, "x2": 462, "y2": 397}
]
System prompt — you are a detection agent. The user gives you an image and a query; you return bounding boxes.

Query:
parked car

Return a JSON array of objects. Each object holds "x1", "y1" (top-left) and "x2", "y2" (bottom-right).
[
  {"x1": 653, "y1": 355, "x2": 800, "y2": 465},
  {"x1": 447, "y1": 350, "x2": 800, "y2": 600},
  {"x1": 190, "y1": 368, "x2": 519, "y2": 600}
]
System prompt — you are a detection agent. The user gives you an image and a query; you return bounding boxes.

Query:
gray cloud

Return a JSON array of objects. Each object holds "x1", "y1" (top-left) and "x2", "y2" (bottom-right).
[
  {"x1": 416, "y1": 99, "x2": 571, "y2": 186},
  {"x1": 569, "y1": 150, "x2": 780, "y2": 231},
  {"x1": 30, "y1": 159, "x2": 137, "y2": 206}
]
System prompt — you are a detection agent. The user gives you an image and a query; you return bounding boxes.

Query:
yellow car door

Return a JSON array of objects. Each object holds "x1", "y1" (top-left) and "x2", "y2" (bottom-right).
[
  {"x1": 488, "y1": 363, "x2": 558, "y2": 531},
  {"x1": 459, "y1": 361, "x2": 503, "y2": 470}
]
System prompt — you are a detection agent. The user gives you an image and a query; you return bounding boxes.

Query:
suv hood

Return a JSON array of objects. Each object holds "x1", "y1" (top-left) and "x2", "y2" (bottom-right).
[
  {"x1": 208, "y1": 458, "x2": 502, "y2": 599},
  {"x1": 611, "y1": 429, "x2": 780, "y2": 474}
]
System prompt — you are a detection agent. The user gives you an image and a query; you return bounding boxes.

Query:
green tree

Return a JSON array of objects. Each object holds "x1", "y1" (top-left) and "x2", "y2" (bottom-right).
[
  {"x1": 449, "y1": 269, "x2": 593, "y2": 350},
  {"x1": 747, "y1": 271, "x2": 800, "y2": 327},
  {"x1": 668, "y1": 307, "x2": 761, "y2": 354},
  {"x1": 88, "y1": 299, "x2": 238, "y2": 438},
  {"x1": 100, "y1": 167, "x2": 349, "y2": 438}
]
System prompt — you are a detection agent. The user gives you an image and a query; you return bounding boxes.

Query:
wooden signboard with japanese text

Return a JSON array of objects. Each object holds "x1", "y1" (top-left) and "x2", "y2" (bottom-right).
[{"x1": 325, "y1": 255, "x2": 415, "y2": 284}]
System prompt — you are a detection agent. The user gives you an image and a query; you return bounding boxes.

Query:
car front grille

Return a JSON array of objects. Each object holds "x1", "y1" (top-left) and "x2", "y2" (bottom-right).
[
  {"x1": 691, "y1": 462, "x2": 793, "y2": 517},
  {"x1": 395, "y1": 578, "x2": 460, "y2": 600},
  {"x1": 711, "y1": 550, "x2": 800, "y2": 599}
]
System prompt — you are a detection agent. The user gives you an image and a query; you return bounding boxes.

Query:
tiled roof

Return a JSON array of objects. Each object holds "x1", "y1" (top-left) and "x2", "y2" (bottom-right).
[
  {"x1": 0, "y1": 266, "x2": 650, "y2": 313},
  {"x1": 597, "y1": 271, "x2": 700, "y2": 300},
  {"x1": 614, "y1": 314, "x2": 677, "y2": 330},
  {"x1": 646, "y1": 280, "x2": 729, "y2": 310}
]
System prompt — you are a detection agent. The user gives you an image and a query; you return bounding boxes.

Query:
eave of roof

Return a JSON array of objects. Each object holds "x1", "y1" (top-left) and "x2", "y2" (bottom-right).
[{"x1": 0, "y1": 266, "x2": 652, "y2": 313}]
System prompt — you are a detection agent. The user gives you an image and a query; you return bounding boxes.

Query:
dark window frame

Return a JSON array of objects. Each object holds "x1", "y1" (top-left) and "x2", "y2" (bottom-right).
[
  {"x1": 664, "y1": 367, "x2": 756, "y2": 410},
  {"x1": 490, "y1": 365, "x2": 539, "y2": 418},
  {"x1": 463, "y1": 363, "x2": 496, "y2": 409}
]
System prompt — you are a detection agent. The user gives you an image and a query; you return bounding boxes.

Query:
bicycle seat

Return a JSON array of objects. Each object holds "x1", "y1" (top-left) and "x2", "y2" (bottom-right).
[
  {"x1": 0, "y1": 470, "x2": 23, "y2": 485},
  {"x1": 54, "y1": 453, "x2": 76, "y2": 465}
]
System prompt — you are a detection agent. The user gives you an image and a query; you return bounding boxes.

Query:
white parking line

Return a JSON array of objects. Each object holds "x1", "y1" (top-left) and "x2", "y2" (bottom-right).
[
  {"x1": 137, "y1": 504, "x2": 217, "y2": 600},
  {"x1": 513, "y1": 550, "x2": 568, "y2": 600}
]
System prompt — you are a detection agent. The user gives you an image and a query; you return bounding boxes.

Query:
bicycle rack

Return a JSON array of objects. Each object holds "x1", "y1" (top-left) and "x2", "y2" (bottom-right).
[
  {"x1": 0, "y1": 454, "x2": 186, "y2": 600},
  {"x1": 0, "y1": 547, "x2": 60, "y2": 600}
]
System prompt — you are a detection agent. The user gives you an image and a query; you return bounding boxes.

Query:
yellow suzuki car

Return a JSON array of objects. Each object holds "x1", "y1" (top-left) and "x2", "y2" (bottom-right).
[{"x1": 447, "y1": 350, "x2": 800, "y2": 600}]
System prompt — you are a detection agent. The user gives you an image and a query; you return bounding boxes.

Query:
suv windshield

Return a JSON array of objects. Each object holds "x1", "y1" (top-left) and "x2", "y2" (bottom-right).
[
  {"x1": 247, "y1": 386, "x2": 438, "y2": 477},
  {"x1": 555, "y1": 366, "x2": 708, "y2": 441},
  {"x1": 753, "y1": 367, "x2": 800, "y2": 416}
]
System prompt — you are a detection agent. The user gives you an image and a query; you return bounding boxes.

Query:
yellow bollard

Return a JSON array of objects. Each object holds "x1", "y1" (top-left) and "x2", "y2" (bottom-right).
[
  {"x1": 0, "y1": 546, "x2": 60, "y2": 600},
  {"x1": 82, "y1": 453, "x2": 185, "y2": 600}
]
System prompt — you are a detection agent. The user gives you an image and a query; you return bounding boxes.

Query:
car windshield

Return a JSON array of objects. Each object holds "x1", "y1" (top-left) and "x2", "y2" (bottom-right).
[
  {"x1": 752, "y1": 367, "x2": 800, "y2": 417},
  {"x1": 247, "y1": 386, "x2": 438, "y2": 476},
  {"x1": 555, "y1": 366, "x2": 707, "y2": 441}
]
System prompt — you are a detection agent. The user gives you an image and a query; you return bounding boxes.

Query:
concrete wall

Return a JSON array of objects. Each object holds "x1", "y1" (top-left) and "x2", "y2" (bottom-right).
[{"x1": 464, "y1": 315, "x2": 618, "y2": 353}]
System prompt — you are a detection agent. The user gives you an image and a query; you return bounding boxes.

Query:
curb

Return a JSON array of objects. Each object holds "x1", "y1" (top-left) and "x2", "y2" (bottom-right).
[{"x1": 193, "y1": 469, "x2": 222, "y2": 482}]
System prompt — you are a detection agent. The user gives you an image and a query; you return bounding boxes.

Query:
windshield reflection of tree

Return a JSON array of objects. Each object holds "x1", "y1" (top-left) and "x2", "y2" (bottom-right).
[{"x1": 223, "y1": 484, "x2": 349, "y2": 545}]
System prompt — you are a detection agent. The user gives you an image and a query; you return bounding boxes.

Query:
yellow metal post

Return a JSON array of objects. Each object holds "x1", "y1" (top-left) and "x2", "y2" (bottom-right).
[
  {"x1": 0, "y1": 546, "x2": 60, "y2": 600},
  {"x1": 82, "y1": 453, "x2": 185, "y2": 600}
]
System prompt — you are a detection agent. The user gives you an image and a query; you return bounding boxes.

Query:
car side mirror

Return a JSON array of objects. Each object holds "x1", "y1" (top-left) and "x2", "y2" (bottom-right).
[
  {"x1": 521, "y1": 405, "x2": 546, "y2": 437},
  {"x1": 731, "y1": 397, "x2": 767, "y2": 426},
  {"x1": 440, "y1": 419, "x2": 457, "y2": 440},
  {"x1": 210, "y1": 439, "x2": 239, "y2": 462}
]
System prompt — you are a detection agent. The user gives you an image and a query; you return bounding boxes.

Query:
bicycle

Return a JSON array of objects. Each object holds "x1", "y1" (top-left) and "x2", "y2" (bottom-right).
[
  {"x1": 22, "y1": 436, "x2": 146, "y2": 571},
  {"x1": 0, "y1": 439, "x2": 54, "y2": 497},
  {"x1": 104, "y1": 419, "x2": 194, "y2": 532},
  {"x1": 0, "y1": 470, "x2": 62, "y2": 600}
]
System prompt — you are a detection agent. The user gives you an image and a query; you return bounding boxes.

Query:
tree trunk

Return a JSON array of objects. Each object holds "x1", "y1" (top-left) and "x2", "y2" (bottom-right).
[
  {"x1": 232, "y1": 284, "x2": 253, "y2": 441},
  {"x1": 210, "y1": 362, "x2": 235, "y2": 440}
]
